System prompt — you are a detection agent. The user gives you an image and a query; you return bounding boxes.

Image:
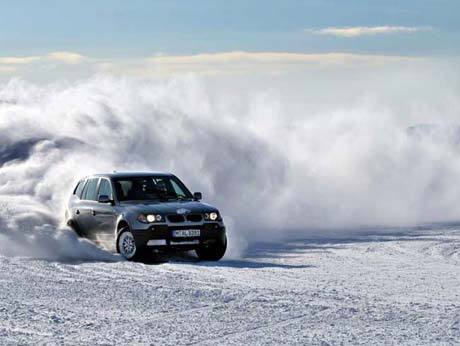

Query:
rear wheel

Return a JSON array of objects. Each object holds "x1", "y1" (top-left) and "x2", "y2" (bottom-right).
[
  {"x1": 117, "y1": 228, "x2": 140, "y2": 261},
  {"x1": 195, "y1": 235, "x2": 227, "y2": 261}
]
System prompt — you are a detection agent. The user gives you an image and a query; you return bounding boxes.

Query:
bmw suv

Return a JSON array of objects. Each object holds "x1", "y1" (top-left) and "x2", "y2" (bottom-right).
[{"x1": 65, "y1": 172, "x2": 227, "y2": 261}]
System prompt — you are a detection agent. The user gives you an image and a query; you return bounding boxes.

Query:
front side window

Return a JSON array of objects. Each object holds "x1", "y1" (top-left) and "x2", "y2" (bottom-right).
[
  {"x1": 98, "y1": 179, "x2": 113, "y2": 199},
  {"x1": 83, "y1": 178, "x2": 99, "y2": 201},
  {"x1": 114, "y1": 176, "x2": 192, "y2": 202},
  {"x1": 170, "y1": 180, "x2": 187, "y2": 198}
]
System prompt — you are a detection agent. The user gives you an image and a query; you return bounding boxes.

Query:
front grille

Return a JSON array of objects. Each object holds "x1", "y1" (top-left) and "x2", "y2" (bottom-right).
[
  {"x1": 186, "y1": 214, "x2": 202, "y2": 222},
  {"x1": 167, "y1": 213, "x2": 203, "y2": 223},
  {"x1": 167, "y1": 215, "x2": 185, "y2": 223}
]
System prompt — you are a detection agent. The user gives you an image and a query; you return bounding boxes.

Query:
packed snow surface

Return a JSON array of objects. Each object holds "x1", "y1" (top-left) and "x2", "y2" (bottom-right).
[{"x1": 1, "y1": 227, "x2": 459, "y2": 345}]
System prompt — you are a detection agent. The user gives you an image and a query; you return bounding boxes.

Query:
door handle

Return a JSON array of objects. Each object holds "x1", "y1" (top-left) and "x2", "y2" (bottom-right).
[
  {"x1": 75, "y1": 209, "x2": 80, "y2": 215},
  {"x1": 91, "y1": 210, "x2": 96, "y2": 216}
]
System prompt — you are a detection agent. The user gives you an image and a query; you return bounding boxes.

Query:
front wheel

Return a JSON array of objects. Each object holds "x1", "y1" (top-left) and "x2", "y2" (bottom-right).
[
  {"x1": 195, "y1": 236, "x2": 227, "y2": 261},
  {"x1": 116, "y1": 228, "x2": 140, "y2": 261}
]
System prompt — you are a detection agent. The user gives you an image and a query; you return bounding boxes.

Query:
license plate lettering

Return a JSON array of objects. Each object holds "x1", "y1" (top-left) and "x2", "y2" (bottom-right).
[{"x1": 172, "y1": 229, "x2": 200, "y2": 238}]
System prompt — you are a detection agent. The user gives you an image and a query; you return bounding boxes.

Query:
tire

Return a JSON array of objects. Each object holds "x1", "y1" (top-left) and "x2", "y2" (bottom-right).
[
  {"x1": 195, "y1": 235, "x2": 227, "y2": 261},
  {"x1": 116, "y1": 227, "x2": 142, "y2": 261}
]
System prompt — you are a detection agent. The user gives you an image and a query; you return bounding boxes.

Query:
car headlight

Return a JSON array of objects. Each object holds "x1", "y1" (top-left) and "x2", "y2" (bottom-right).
[
  {"x1": 204, "y1": 212, "x2": 219, "y2": 221},
  {"x1": 138, "y1": 214, "x2": 163, "y2": 223}
]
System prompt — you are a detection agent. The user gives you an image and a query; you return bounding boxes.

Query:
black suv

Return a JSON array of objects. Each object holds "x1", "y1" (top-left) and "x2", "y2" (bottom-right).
[{"x1": 66, "y1": 172, "x2": 227, "y2": 261}]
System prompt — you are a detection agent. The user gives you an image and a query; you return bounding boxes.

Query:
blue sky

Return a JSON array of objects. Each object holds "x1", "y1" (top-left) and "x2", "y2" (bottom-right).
[
  {"x1": 1, "y1": 0, "x2": 459, "y2": 57},
  {"x1": 0, "y1": 1, "x2": 459, "y2": 81}
]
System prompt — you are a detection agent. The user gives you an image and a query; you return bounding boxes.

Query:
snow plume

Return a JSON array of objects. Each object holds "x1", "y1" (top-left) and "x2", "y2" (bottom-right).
[
  {"x1": 0, "y1": 63, "x2": 459, "y2": 259},
  {"x1": 0, "y1": 196, "x2": 117, "y2": 261}
]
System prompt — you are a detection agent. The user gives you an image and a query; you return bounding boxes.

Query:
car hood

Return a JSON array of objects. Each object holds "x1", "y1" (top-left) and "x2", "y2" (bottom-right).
[{"x1": 119, "y1": 200, "x2": 219, "y2": 215}]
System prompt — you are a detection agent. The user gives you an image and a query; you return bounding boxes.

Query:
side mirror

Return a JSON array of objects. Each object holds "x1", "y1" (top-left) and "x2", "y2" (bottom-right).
[
  {"x1": 98, "y1": 195, "x2": 113, "y2": 204},
  {"x1": 193, "y1": 192, "x2": 202, "y2": 201}
]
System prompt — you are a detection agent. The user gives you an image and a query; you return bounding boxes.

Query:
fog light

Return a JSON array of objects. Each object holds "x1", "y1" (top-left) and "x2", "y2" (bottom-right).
[{"x1": 147, "y1": 239, "x2": 166, "y2": 246}]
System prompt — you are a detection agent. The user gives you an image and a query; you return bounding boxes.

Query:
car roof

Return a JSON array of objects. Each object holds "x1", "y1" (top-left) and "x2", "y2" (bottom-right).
[{"x1": 84, "y1": 171, "x2": 174, "y2": 179}]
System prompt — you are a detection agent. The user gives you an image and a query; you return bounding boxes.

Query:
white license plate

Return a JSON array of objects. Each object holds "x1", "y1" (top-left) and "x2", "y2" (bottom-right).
[{"x1": 172, "y1": 229, "x2": 201, "y2": 238}]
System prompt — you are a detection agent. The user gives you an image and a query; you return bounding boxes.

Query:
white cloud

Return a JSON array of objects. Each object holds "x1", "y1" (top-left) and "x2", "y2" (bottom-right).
[
  {"x1": 103, "y1": 51, "x2": 423, "y2": 76},
  {"x1": 0, "y1": 52, "x2": 87, "y2": 75},
  {"x1": 0, "y1": 56, "x2": 40, "y2": 64},
  {"x1": 0, "y1": 66, "x2": 18, "y2": 73},
  {"x1": 47, "y1": 51, "x2": 85, "y2": 64},
  {"x1": 308, "y1": 26, "x2": 431, "y2": 37},
  {"x1": 0, "y1": 51, "x2": 428, "y2": 79}
]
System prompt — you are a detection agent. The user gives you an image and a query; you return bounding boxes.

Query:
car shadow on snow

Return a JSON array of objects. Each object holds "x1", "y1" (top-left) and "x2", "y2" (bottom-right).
[
  {"x1": 148, "y1": 246, "x2": 313, "y2": 268},
  {"x1": 176, "y1": 258, "x2": 316, "y2": 269},
  {"x1": 166, "y1": 245, "x2": 319, "y2": 269}
]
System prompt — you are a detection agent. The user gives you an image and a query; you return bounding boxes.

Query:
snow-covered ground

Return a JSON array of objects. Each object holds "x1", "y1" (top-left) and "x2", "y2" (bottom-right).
[{"x1": 1, "y1": 227, "x2": 459, "y2": 346}]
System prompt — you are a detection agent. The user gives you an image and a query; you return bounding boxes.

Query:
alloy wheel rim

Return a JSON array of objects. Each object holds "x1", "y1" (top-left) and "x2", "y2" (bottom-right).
[{"x1": 119, "y1": 232, "x2": 136, "y2": 259}]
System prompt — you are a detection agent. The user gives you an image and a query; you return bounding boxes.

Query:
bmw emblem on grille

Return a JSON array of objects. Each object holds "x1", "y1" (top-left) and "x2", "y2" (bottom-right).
[{"x1": 176, "y1": 208, "x2": 191, "y2": 215}]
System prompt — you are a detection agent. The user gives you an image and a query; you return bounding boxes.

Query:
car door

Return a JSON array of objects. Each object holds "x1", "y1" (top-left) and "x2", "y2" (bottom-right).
[
  {"x1": 78, "y1": 177, "x2": 100, "y2": 240},
  {"x1": 70, "y1": 179, "x2": 88, "y2": 236},
  {"x1": 92, "y1": 178, "x2": 118, "y2": 246}
]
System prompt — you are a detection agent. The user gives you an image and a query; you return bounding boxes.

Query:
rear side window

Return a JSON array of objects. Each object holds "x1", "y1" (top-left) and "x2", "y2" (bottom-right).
[
  {"x1": 73, "y1": 180, "x2": 86, "y2": 198},
  {"x1": 82, "y1": 178, "x2": 99, "y2": 201},
  {"x1": 98, "y1": 179, "x2": 113, "y2": 199}
]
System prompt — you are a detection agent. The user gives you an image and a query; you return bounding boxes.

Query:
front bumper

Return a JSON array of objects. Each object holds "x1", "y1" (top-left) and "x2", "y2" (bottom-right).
[{"x1": 131, "y1": 223, "x2": 226, "y2": 249}]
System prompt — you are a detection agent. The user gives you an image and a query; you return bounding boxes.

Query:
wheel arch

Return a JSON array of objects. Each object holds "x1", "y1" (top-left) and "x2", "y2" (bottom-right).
[{"x1": 66, "y1": 218, "x2": 83, "y2": 237}]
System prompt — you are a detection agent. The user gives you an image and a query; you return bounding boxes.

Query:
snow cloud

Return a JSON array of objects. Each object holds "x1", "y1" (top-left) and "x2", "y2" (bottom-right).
[{"x1": 308, "y1": 26, "x2": 431, "y2": 37}]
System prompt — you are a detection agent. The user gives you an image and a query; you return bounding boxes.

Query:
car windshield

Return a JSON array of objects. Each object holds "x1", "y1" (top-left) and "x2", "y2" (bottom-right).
[{"x1": 114, "y1": 176, "x2": 193, "y2": 202}]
